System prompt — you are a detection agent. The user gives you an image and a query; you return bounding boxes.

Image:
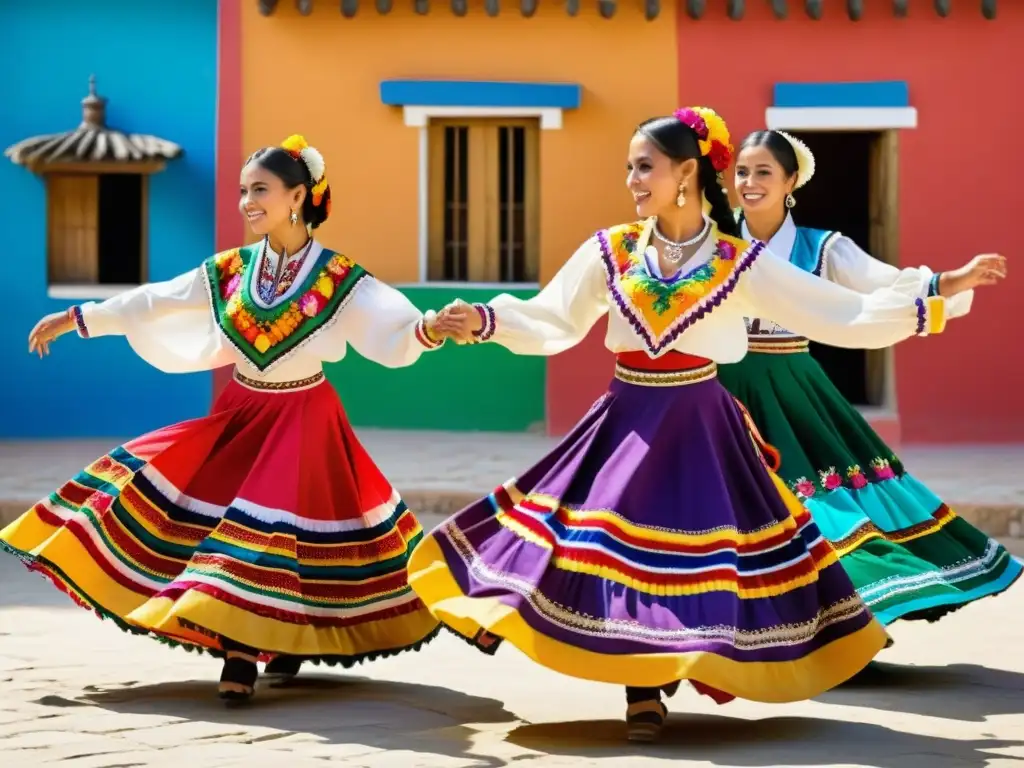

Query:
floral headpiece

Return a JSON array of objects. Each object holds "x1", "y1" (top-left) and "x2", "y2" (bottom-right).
[
  {"x1": 774, "y1": 131, "x2": 816, "y2": 189},
  {"x1": 672, "y1": 106, "x2": 734, "y2": 173},
  {"x1": 280, "y1": 134, "x2": 329, "y2": 208}
]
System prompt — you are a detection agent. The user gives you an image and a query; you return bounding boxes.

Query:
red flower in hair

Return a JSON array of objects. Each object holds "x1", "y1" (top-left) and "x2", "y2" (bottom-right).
[{"x1": 708, "y1": 140, "x2": 733, "y2": 173}]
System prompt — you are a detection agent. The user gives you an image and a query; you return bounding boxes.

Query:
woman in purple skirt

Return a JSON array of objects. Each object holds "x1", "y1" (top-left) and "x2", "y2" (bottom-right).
[{"x1": 410, "y1": 106, "x2": 972, "y2": 742}]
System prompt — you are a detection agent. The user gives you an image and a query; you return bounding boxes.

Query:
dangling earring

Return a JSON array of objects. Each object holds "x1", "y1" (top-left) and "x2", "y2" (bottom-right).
[
  {"x1": 785, "y1": 193, "x2": 796, "y2": 209},
  {"x1": 289, "y1": 209, "x2": 298, "y2": 226},
  {"x1": 676, "y1": 182, "x2": 687, "y2": 208}
]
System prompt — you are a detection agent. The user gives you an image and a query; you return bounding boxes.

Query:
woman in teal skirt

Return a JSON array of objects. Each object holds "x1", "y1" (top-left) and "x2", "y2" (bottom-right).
[{"x1": 720, "y1": 129, "x2": 1020, "y2": 626}]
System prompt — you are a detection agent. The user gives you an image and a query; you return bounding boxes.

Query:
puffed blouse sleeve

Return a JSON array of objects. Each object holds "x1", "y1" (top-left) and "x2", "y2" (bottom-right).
[
  {"x1": 472, "y1": 236, "x2": 610, "y2": 356},
  {"x1": 734, "y1": 246, "x2": 966, "y2": 349},
  {"x1": 338, "y1": 276, "x2": 444, "y2": 368},
  {"x1": 76, "y1": 267, "x2": 234, "y2": 373}
]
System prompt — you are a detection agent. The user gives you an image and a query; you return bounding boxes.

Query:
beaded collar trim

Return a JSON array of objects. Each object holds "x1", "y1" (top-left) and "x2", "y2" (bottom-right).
[
  {"x1": 597, "y1": 220, "x2": 763, "y2": 357},
  {"x1": 203, "y1": 243, "x2": 368, "y2": 373}
]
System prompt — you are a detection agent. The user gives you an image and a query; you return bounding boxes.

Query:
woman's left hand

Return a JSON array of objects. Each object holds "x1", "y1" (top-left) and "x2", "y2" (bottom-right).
[{"x1": 943, "y1": 254, "x2": 1007, "y2": 294}]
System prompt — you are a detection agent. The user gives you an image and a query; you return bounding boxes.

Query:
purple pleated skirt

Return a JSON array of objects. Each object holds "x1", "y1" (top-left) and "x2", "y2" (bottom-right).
[{"x1": 409, "y1": 353, "x2": 887, "y2": 703}]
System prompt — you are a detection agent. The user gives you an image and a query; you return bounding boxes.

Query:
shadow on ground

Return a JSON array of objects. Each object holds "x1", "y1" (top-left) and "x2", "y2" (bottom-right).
[
  {"x1": 506, "y1": 713, "x2": 1024, "y2": 767},
  {"x1": 76, "y1": 675, "x2": 518, "y2": 767},
  {"x1": 820, "y1": 660, "x2": 1024, "y2": 722}
]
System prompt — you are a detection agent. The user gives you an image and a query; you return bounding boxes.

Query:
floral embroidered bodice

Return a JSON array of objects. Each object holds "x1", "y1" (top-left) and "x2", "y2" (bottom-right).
[
  {"x1": 204, "y1": 243, "x2": 368, "y2": 371},
  {"x1": 598, "y1": 221, "x2": 761, "y2": 356},
  {"x1": 255, "y1": 240, "x2": 312, "y2": 305}
]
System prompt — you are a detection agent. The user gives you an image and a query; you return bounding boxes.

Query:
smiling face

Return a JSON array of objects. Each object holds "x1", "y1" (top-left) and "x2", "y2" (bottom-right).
[
  {"x1": 238, "y1": 161, "x2": 306, "y2": 237},
  {"x1": 626, "y1": 134, "x2": 695, "y2": 219},
  {"x1": 733, "y1": 144, "x2": 796, "y2": 217}
]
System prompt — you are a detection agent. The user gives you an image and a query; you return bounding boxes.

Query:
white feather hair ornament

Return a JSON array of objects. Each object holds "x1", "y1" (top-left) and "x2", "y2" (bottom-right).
[
  {"x1": 299, "y1": 146, "x2": 326, "y2": 183},
  {"x1": 775, "y1": 131, "x2": 816, "y2": 189}
]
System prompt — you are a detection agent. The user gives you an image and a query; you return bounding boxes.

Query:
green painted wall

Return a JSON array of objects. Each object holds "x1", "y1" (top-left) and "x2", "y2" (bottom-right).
[{"x1": 325, "y1": 286, "x2": 545, "y2": 431}]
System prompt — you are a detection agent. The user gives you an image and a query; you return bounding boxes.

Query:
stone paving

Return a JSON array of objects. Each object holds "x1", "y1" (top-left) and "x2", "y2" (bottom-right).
[
  {"x1": 2, "y1": 555, "x2": 1024, "y2": 767},
  {"x1": 2, "y1": 434, "x2": 1024, "y2": 536}
]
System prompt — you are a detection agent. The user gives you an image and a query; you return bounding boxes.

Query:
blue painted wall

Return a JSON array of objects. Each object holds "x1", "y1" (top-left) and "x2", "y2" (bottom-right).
[{"x1": 0, "y1": 0, "x2": 218, "y2": 438}]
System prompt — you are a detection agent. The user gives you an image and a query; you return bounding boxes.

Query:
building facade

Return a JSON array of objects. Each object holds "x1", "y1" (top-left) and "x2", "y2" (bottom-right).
[
  {"x1": 6, "y1": 0, "x2": 1018, "y2": 444},
  {"x1": 1, "y1": 0, "x2": 218, "y2": 438},
  {"x1": 215, "y1": 0, "x2": 678, "y2": 432}
]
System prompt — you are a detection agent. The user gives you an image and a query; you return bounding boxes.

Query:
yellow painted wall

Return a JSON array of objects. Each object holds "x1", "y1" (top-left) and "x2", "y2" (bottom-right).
[{"x1": 240, "y1": 3, "x2": 678, "y2": 284}]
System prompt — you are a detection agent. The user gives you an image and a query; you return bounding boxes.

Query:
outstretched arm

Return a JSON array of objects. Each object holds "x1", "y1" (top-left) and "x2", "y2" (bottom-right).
[
  {"x1": 434, "y1": 236, "x2": 610, "y2": 356},
  {"x1": 28, "y1": 267, "x2": 233, "y2": 373},
  {"x1": 341, "y1": 276, "x2": 447, "y2": 368},
  {"x1": 826, "y1": 234, "x2": 1004, "y2": 302},
  {"x1": 737, "y1": 248, "x2": 967, "y2": 350}
]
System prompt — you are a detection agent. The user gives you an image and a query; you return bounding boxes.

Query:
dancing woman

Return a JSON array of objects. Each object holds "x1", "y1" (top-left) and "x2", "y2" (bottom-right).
[
  {"x1": 408, "y1": 107, "x2": 972, "y2": 742},
  {"x1": 718, "y1": 129, "x2": 1020, "y2": 626},
  {"x1": 3, "y1": 135, "x2": 444, "y2": 702}
]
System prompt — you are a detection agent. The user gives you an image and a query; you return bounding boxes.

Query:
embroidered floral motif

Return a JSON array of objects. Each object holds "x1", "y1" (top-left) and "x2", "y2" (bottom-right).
[
  {"x1": 598, "y1": 222, "x2": 761, "y2": 356},
  {"x1": 819, "y1": 467, "x2": 843, "y2": 491},
  {"x1": 257, "y1": 247, "x2": 307, "y2": 304},
  {"x1": 846, "y1": 465, "x2": 868, "y2": 490},
  {"x1": 792, "y1": 477, "x2": 817, "y2": 499},
  {"x1": 870, "y1": 458, "x2": 897, "y2": 480},
  {"x1": 206, "y1": 245, "x2": 366, "y2": 371},
  {"x1": 801, "y1": 457, "x2": 904, "y2": 496}
]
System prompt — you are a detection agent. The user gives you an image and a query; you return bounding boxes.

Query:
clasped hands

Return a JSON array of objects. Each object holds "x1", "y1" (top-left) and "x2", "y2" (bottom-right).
[{"x1": 426, "y1": 299, "x2": 485, "y2": 344}]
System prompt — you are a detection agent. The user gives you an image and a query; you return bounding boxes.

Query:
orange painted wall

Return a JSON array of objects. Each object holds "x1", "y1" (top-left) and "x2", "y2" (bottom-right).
[
  {"x1": 556, "y1": 2, "x2": 1022, "y2": 443},
  {"x1": 240, "y1": 3, "x2": 677, "y2": 288}
]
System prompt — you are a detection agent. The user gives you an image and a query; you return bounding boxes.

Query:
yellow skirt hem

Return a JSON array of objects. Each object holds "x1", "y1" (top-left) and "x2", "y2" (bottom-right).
[
  {"x1": 3, "y1": 511, "x2": 440, "y2": 658},
  {"x1": 408, "y1": 535, "x2": 888, "y2": 703}
]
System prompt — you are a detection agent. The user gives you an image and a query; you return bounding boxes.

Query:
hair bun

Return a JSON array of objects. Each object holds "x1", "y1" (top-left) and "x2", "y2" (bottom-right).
[{"x1": 281, "y1": 134, "x2": 329, "y2": 206}]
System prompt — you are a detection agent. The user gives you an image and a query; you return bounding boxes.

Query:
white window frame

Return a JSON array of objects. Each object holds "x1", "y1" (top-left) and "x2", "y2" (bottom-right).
[
  {"x1": 765, "y1": 107, "x2": 917, "y2": 131},
  {"x1": 47, "y1": 284, "x2": 139, "y2": 300},
  {"x1": 398, "y1": 105, "x2": 565, "y2": 287}
]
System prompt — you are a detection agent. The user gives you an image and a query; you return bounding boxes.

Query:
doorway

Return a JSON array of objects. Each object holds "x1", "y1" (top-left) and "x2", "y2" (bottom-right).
[{"x1": 785, "y1": 130, "x2": 897, "y2": 409}]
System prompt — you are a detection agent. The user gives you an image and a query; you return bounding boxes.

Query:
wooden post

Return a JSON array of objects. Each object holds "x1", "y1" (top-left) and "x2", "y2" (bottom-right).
[{"x1": 867, "y1": 130, "x2": 900, "y2": 409}]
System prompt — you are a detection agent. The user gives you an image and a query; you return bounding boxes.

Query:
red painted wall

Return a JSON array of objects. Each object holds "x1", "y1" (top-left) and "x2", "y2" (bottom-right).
[
  {"x1": 548, "y1": 2, "x2": 1023, "y2": 443},
  {"x1": 212, "y1": 0, "x2": 243, "y2": 401}
]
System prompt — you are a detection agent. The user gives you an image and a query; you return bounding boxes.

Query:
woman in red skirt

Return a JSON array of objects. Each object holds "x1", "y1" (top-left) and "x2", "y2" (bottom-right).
[{"x1": 4, "y1": 135, "x2": 444, "y2": 702}]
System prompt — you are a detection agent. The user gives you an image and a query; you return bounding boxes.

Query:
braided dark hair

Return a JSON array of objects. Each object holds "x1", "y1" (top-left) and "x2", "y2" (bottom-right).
[
  {"x1": 635, "y1": 116, "x2": 741, "y2": 238},
  {"x1": 245, "y1": 146, "x2": 331, "y2": 229}
]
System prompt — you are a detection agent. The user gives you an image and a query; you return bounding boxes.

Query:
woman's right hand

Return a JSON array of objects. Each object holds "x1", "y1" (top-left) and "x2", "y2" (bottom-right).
[
  {"x1": 435, "y1": 299, "x2": 483, "y2": 343},
  {"x1": 28, "y1": 310, "x2": 76, "y2": 357}
]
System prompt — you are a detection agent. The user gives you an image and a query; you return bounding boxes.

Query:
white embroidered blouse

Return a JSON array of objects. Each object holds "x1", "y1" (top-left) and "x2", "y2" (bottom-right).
[
  {"x1": 473, "y1": 217, "x2": 970, "y2": 362},
  {"x1": 738, "y1": 214, "x2": 968, "y2": 339},
  {"x1": 74, "y1": 239, "x2": 440, "y2": 383}
]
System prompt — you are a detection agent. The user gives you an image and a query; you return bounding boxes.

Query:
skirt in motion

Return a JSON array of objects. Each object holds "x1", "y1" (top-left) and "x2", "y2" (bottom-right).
[
  {"x1": 408, "y1": 351, "x2": 888, "y2": 703},
  {"x1": 718, "y1": 337, "x2": 1021, "y2": 626},
  {"x1": 0, "y1": 369, "x2": 440, "y2": 663}
]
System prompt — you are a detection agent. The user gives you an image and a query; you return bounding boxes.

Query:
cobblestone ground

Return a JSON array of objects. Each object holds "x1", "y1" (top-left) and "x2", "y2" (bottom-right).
[{"x1": 2, "y1": 554, "x2": 1023, "y2": 767}]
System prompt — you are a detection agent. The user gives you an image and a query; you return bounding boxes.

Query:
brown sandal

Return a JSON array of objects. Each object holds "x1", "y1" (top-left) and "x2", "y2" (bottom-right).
[
  {"x1": 218, "y1": 651, "x2": 259, "y2": 704},
  {"x1": 626, "y1": 698, "x2": 668, "y2": 742}
]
